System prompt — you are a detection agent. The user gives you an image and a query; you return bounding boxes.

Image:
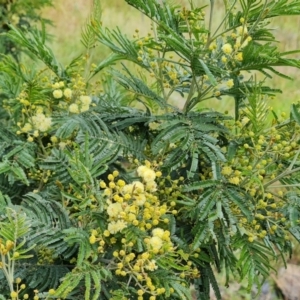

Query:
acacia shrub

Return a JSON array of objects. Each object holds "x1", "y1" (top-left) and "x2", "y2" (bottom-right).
[{"x1": 1, "y1": 0, "x2": 300, "y2": 299}]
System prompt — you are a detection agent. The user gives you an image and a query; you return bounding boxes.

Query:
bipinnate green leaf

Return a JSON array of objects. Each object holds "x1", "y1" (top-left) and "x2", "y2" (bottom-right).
[{"x1": 291, "y1": 103, "x2": 300, "y2": 125}]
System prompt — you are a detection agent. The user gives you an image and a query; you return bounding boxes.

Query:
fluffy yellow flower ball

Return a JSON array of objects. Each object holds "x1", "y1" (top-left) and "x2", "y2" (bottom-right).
[
  {"x1": 69, "y1": 103, "x2": 79, "y2": 114},
  {"x1": 235, "y1": 52, "x2": 243, "y2": 61},
  {"x1": 80, "y1": 95, "x2": 92, "y2": 106},
  {"x1": 63, "y1": 88, "x2": 72, "y2": 98},
  {"x1": 89, "y1": 235, "x2": 96, "y2": 244},
  {"x1": 145, "y1": 180, "x2": 157, "y2": 192},
  {"x1": 21, "y1": 123, "x2": 32, "y2": 133},
  {"x1": 31, "y1": 113, "x2": 52, "y2": 132},
  {"x1": 149, "y1": 236, "x2": 163, "y2": 251},
  {"x1": 226, "y1": 79, "x2": 234, "y2": 88},
  {"x1": 107, "y1": 202, "x2": 123, "y2": 218},
  {"x1": 52, "y1": 82, "x2": 60, "y2": 89},
  {"x1": 53, "y1": 89, "x2": 63, "y2": 99},
  {"x1": 134, "y1": 194, "x2": 146, "y2": 206},
  {"x1": 143, "y1": 169, "x2": 156, "y2": 182},
  {"x1": 50, "y1": 136, "x2": 58, "y2": 143},
  {"x1": 137, "y1": 165, "x2": 156, "y2": 182},
  {"x1": 222, "y1": 43, "x2": 233, "y2": 54},
  {"x1": 133, "y1": 181, "x2": 145, "y2": 192},
  {"x1": 48, "y1": 289, "x2": 56, "y2": 295},
  {"x1": 229, "y1": 176, "x2": 240, "y2": 185},
  {"x1": 221, "y1": 166, "x2": 232, "y2": 176},
  {"x1": 80, "y1": 104, "x2": 90, "y2": 112},
  {"x1": 137, "y1": 165, "x2": 148, "y2": 176},
  {"x1": 108, "y1": 220, "x2": 127, "y2": 234},
  {"x1": 152, "y1": 228, "x2": 164, "y2": 238}
]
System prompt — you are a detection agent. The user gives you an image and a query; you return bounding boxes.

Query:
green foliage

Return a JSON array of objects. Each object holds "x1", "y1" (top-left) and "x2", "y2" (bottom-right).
[
  {"x1": 0, "y1": 0, "x2": 53, "y2": 59},
  {"x1": 1, "y1": 0, "x2": 300, "y2": 299}
]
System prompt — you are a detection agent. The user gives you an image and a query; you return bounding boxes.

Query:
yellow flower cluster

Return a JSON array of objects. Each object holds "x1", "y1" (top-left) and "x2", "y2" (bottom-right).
[
  {"x1": 219, "y1": 19, "x2": 251, "y2": 68},
  {"x1": 31, "y1": 113, "x2": 52, "y2": 132},
  {"x1": 64, "y1": 88, "x2": 72, "y2": 98},
  {"x1": 53, "y1": 89, "x2": 63, "y2": 99},
  {"x1": 222, "y1": 43, "x2": 233, "y2": 54},
  {"x1": 16, "y1": 106, "x2": 52, "y2": 140},
  {"x1": 148, "y1": 227, "x2": 172, "y2": 253},
  {"x1": 92, "y1": 164, "x2": 199, "y2": 299},
  {"x1": 100, "y1": 166, "x2": 167, "y2": 237},
  {"x1": 52, "y1": 81, "x2": 65, "y2": 89},
  {"x1": 209, "y1": 19, "x2": 253, "y2": 98},
  {"x1": 51, "y1": 80, "x2": 93, "y2": 114},
  {"x1": 137, "y1": 165, "x2": 156, "y2": 183},
  {"x1": 9, "y1": 278, "x2": 28, "y2": 300},
  {"x1": 0, "y1": 239, "x2": 14, "y2": 257},
  {"x1": 68, "y1": 95, "x2": 92, "y2": 114},
  {"x1": 52, "y1": 81, "x2": 65, "y2": 99},
  {"x1": 221, "y1": 165, "x2": 242, "y2": 185},
  {"x1": 220, "y1": 113, "x2": 296, "y2": 244},
  {"x1": 0, "y1": 238, "x2": 29, "y2": 300},
  {"x1": 37, "y1": 246, "x2": 55, "y2": 265}
]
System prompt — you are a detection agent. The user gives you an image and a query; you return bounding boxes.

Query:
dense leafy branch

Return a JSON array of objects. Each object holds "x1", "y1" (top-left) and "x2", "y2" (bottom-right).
[{"x1": 1, "y1": 0, "x2": 300, "y2": 300}]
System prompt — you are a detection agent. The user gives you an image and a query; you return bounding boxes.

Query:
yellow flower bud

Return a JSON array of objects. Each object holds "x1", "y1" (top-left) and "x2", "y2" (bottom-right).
[
  {"x1": 89, "y1": 235, "x2": 96, "y2": 244},
  {"x1": 6, "y1": 240, "x2": 14, "y2": 251},
  {"x1": 113, "y1": 170, "x2": 119, "y2": 177},
  {"x1": 108, "y1": 174, "x2": 114, "y2": 181},
  {"x1": 155, "y1": 171, "x2": 162, "y2": 177},
  {"x1": 99, "y1": 181, "x2": 106, "y2": 188},
  {"x1": 48, "y1": 289, "x2": 56, "y2": 295}
]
